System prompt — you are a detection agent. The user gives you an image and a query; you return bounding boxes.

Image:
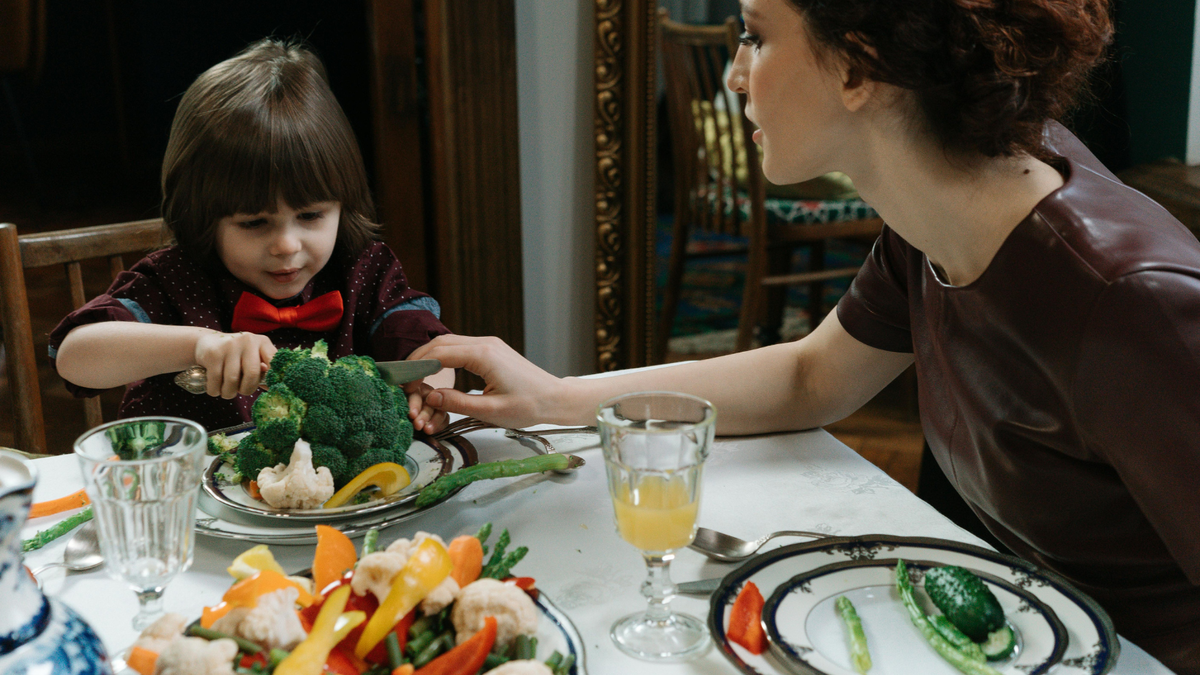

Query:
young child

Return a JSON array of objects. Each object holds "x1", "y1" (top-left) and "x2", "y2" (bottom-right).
[{"x1": 51, "y1": 38, "x2": 454, "y2": 434}]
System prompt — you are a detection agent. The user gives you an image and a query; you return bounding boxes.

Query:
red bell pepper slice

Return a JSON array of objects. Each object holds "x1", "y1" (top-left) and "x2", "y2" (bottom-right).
[
  {"x1": 365, "y1": 607, "x2": 416, "y2": 665},
  {"x1": 503, "y1": 576, "x2": 539, "y2": 600},
  {"x1": 727, "y1": 581, "x2": 767, "y2": 655},
  {"x1": 413, "y1": 615, "x2": 497, "y2": 675}
]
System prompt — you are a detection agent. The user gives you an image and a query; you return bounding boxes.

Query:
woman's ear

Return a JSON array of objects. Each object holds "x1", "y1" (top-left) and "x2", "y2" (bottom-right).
[{"x1": 841, "y1": 75, "x2": 876, "y2": 113}]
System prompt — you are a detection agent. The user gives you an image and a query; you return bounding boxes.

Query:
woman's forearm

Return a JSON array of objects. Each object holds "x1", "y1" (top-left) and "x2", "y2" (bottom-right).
[
  {"x1": 559, "y1": 315, "x2": 913, "y2": 435},
  {"x1": 55, "y1": 322, "x2": 211, "y2": 389}
]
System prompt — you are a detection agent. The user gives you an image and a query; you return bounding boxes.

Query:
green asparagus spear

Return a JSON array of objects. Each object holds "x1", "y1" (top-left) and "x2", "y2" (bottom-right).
[
  {"x1": 415, "y1": 455, "x2": 584, "y2": 507},
  {"x1": 544, "y1": 652, "x2": 564, "y2": 670},
  {"x1": 895, "y1": 560, "x2": 1002, "y2": 675},
  {"x1": 836, "y1": 595, "x2": 872, "y2": 674},
  {"x1": 21, "y1": 506, "x2": 94, "y2": 552},
  {"x1": 555, "y1": 653, "x2": 575, "y2": 675},
  {"x1": 483, "y1": 529, "x2": 511, "y2": 575},
  {"x1": 187, "y1": 624, "x2": 266, "y2": 655},
  {"x1": 412, "y1": 630, "x2": 455, "y2": 668},
  {"x1": 483, "y1": 653, "x2": 510, "y2": 671},
  {"x1": 483, "y1": 546, "x2": 528, "y2": 579},
  {"x1": 931, "y1": 615, "x2": 986, "y2": 663}
]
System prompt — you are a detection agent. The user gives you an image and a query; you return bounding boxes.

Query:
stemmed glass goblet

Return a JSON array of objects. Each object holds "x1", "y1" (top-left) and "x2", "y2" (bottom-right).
[
  {"x1": 74, "y1": 417, "x2": 207, "y2": 630},
  {"x1": 598, "y1": 391, "x2": 716, "y2": 661}
]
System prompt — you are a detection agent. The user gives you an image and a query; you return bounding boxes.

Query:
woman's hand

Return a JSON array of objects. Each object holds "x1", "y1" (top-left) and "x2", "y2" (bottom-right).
[
  {"x1": 406, "y1": 335, "x2": 571, "y2": 428},
  {"x1": 193, "y1": 331, "x2": 277, "y2": 398}
]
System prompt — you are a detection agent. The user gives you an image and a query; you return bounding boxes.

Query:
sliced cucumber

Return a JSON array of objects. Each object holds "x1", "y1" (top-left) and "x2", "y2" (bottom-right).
[{"x1": 981, "y1": 624, "x2": 1016, "y2": 661}]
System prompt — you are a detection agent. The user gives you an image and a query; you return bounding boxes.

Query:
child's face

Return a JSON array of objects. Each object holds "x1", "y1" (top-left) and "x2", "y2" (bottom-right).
[{"x1": 215, "y1": 199, "x2": 340, "y2": 300}]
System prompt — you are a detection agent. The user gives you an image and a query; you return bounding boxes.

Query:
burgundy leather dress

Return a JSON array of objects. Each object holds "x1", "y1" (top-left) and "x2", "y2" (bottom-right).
[{"x1": 838, "y1": 123, "x2": 1200, "y2": 672}]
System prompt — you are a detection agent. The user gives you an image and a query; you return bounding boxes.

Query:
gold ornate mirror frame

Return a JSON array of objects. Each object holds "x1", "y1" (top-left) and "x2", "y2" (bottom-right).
[{"x1": 594, "y1": 0, "x2": 657, "y2": 371}]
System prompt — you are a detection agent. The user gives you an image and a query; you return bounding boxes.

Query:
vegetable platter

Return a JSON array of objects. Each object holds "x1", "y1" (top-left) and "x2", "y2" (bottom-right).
[
  {"x1": 708, "y1": 534, "x2": 1118, "y2": 675},
  {"x1": 114, "y1": 523, "x2": 585, "y2": 675}
]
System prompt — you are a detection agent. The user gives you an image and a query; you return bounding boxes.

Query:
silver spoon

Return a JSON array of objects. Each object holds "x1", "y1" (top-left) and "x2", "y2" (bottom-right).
[
  {"x1": 31, "y1": 521, "x2": 104, "y2": 580},
  {"x1": 688, "y1": 526, "x2": 825, "y2": 562}
]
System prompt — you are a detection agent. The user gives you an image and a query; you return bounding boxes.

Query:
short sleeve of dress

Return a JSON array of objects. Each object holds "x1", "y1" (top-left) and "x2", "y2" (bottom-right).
[
  {"x1": 835, "y1": 225, "x2": 915, "y2": 353},
  {"x1": 1074, "y1": 270, "x2": 1200, "y2": 584},
  {"x1": 48, "y1": 258, "x2": 180, "y2": 398},
  {"x1": 358, "y1": 244, "x2": 452, "y2": 361}
]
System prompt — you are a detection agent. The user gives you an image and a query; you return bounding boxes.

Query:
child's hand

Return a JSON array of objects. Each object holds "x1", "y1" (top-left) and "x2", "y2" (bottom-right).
[
  {"x1": 404, "y1": 366, "x2": 456, "y2": 434},
  {"x1": 194, "y1": 331, "x2": 276, "y2": 398}
]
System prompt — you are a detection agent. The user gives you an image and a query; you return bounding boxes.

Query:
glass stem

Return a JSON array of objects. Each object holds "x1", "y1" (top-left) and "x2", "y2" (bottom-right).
[
  {"x1": 133, "y1": 588, "x2": 165, "y2": 630},
  {"x1": 641, "y1": 552, "x2": 677, "y2": 622}
]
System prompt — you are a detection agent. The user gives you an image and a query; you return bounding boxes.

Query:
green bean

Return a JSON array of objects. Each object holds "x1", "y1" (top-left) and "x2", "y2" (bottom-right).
[
  {"x1": 895, "y1": 560, "x2": 1001, "y2": 675},
  {"x1": 415, "y1": 455, "x2": 582, "y2": 507},
  {"x1": 483, "y1": 652, "x2": 510, "y2": 671},
  {"x1": 361, "y1": 528, "x2": 380, "y2": 557},
  {"x1": 21, "y1": 506, "x2": 93, "y2": 552},
  {"x1": 835, "y1": 596, "x2": 872, "y2": 674},
  {"x1": 385, "y1": 631, "x2": 403, "y2": 669},
  {"x1": 408, "y1": 616, "x2": 435, "y2": 640},
  {"x1": 405, "y1": 629, "x2": 436, "y2": 658},
  {"x1": 515, "y1": 634, "x2": 532, "y2": 660},
  {"x1": 412, "y1": 630, "x2": 455, "y2": 668},
  {"x1": 187, "y1": 624, "x2": 265, "y2": 655},
  {"x1": 268, "y1": 649, "x2": 289, "y2": 668},
  {"x1": 544, "y1": 651, "x2": 564, "y2": 669},
  {"x1": 555, "y1": 653, "x2": 576, "y2": 675},
  {"x1": 528, "y1": 636, "x2": 538, "y2": 660}
]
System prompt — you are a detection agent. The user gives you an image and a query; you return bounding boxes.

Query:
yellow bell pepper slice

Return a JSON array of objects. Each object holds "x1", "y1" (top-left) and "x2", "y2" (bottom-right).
[
  {"x1": 274, "y1": 584, "x2": 365, "y2": 675},
  {"x1": 324, "y1": 462, "x2": 411, "y2": 509},
  {"x1": 355, "y1": 538, "x2": 451, "y2": 658}
]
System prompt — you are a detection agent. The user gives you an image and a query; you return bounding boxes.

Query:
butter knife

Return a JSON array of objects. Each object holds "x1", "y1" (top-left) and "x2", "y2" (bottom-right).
[
  {"x1": 676, "y1": 577, "x2": 722, "y2": 596},
  {"x1": 174, "y1": 358, "x2": 443, "y2": 394}
]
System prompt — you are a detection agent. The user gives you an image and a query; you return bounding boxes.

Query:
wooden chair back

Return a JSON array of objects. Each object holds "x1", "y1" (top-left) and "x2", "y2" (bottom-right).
[
  {"x1": 0, "y1": 219, "x2": 169, "y2": 455},
  {"x1": 658, "y1": 11, "x2": 749, "y2": 239}
]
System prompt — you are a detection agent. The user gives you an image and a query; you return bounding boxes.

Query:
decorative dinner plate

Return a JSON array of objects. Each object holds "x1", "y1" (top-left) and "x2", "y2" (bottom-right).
[
  {"x1": 111, "y1": 591, "x2": 587, "y2": 674},
  {"x1": 761, "y1": 559, "x2": 1067, "y2": 675},
  {"x1": 194, "y1": 430, "x2": 477, "y2": 545},
  {"x1": 710, "y1": 535, "x2": 1118, "y2": 675}
]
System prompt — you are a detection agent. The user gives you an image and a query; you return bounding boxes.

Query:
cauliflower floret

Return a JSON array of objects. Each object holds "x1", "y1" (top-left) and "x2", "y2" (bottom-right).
[
  {"x1": 351, "y1": 551, "x2": 408, "y2": 603},
  {"x1": 257, "y1": 439, "x2": 335, "y2": 509},
  {"x1": 451, "y1": 578, "x2": 538, "y2": 650},
  {"x1": 209, "y1": 587, "x2": 307, "y2": 651},
  {"x1": 419, "y1": 575, "x2": 461, "y2": 615},
  {"x1": 132, "y1": 612, "x2": 189, "y2": 654},
  {"x1": 384, "y1": 531, "x2": 446, "y2": 559},
  {"x1": 153, "y1": 635, "x2": 238, "y2": 675},
  {"x1": 487, "y1": 661, "x2": 554, "y2": 675}
]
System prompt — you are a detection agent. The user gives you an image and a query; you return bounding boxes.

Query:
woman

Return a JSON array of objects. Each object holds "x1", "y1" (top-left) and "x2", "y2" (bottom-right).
[{"x1": 406, "y1": 0, "x2": 1200, "y2": 669}]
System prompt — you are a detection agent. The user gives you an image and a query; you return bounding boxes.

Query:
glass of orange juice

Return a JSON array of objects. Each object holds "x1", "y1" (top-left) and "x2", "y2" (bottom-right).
[{"x1": 598, "y1": 391, "x2": 716, "y2": 661}]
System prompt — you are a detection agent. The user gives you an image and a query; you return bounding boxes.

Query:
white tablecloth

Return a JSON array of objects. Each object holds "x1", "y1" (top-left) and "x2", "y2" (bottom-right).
[{"x1": 20, "y1": 426, "x2": 1175, "y2": 674}]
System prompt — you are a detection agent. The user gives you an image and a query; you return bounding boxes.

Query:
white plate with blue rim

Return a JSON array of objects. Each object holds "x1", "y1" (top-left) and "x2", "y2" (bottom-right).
[
  {"x1": 709, "y1": 535, "x2": 1118, "y2": 675},
  {"x1": 761, "y1": 558, "x2": 1066, "y2": 675}
]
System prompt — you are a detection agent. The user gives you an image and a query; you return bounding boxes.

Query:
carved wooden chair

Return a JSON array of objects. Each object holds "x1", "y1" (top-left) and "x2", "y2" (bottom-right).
[
  {"x1": 0, "y1": 219, "x2": 169, "y2": 454},
  {"x1": 655, "y1": 10, "x2": 884, "y2": 361}
]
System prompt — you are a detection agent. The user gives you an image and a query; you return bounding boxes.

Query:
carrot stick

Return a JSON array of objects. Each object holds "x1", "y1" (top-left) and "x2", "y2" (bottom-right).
[
  {"x1": 29, "y1": 489, "x2": 90, "y2": 518},
  {"x1": 447, "y1": 535, "x2": 484, "y2": 588}
]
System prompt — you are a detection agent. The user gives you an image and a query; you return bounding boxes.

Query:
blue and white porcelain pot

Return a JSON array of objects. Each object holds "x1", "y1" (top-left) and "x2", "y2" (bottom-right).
[{"x1": 0, "y1": 450, "x2": 111, "y2": 675}]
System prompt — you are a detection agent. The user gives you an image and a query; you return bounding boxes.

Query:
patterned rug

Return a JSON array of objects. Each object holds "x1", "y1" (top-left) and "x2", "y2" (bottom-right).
[{"x1": 655, "y1": 214, "x2": 872, "y2": 354}]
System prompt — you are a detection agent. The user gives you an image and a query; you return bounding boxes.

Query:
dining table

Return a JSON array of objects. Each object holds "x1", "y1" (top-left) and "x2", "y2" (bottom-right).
[{"x1": 17, "y1": 385, "x2": 1178, "y2": 675}]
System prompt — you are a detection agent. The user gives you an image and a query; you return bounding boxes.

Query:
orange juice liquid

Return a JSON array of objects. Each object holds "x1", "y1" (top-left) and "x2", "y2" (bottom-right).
[{"x1": 611, "y1": 473, "x2": 699, "y2": 552}]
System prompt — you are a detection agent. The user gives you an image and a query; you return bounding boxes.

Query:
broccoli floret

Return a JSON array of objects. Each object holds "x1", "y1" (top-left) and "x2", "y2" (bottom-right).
[
  {"x1": 310, "y1": 340, "x2": 330, "y2": 361},
  {"x1": 105, "y1": 420, "x2": 168, "y2": 460},
  {"x1": 347, "y1": 446, "x2": 405, "y2": 479},
  {"x1": 281, "y1": 357, "x2": 332, "y2": 404},
  {"x1": 301, "y1": 404, "x2": 345, "y2": 446},
  {"x1": 342, "y1": 430, "x2": 375, "y2": 457},
  {"x1": 235, "y1": 435, "x2": 277, "y2": 481},
  {"x1": 392, "y1": 418, "x2": 414, "y2": 451},
  {"x1": 263, "y1": 347, "x2": 303, "y2": 387},
  {"x1": 252, "y1": 384, "x2": 307, "y2": 452},
  {"x1": 208, "y1": 432, "x2": 239, "y2": 457},
  {"x1": 311, "y1": 443, "x2": 350, "y2": 487},
  {"x1": 391, "y1": 384, "x2": 410, "y2": 419},
  {"x1": 332, "y1": 354, "x2": 380, "y2": 378},
  {"x1": 364, "y1": 409, "x2": 402, "y2": 445},
  {"x1": 326, "y1": 367, "x2": 383, "y2": 415}
]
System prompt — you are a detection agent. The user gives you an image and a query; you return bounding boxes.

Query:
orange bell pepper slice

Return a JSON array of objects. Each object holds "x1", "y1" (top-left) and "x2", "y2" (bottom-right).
[
  {"x1": 201, "y1": 569, "x2": 316, "y2": 628},
  {"x1": 125, "y1": 646, "x2": 158, "y2": 675},
  {"x1": 413, "y1": 615, "x2": 496, "y2": 675},
  {"x1": 727, "y1": 581, "x2": 767, "y2": 655},
  {"x1": 314, "y1": 525, "x2": 358, "y2": 593}
]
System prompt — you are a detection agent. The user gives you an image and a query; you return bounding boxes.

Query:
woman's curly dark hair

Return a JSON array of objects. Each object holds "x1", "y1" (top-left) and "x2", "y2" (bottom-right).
[{"x1": 787, "y1": 0, "x2": 1113, "y2": 159}]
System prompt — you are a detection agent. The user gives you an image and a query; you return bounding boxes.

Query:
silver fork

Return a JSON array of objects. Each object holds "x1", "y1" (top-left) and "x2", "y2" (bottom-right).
[{"x1": 431, "y1": 417, "x2": 498, "y2": 440}]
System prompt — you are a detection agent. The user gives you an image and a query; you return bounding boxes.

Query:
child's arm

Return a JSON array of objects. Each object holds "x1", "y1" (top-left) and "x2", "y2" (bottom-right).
[{"x1": 55, "y1": 322, "x2": 276, "y2": 399}]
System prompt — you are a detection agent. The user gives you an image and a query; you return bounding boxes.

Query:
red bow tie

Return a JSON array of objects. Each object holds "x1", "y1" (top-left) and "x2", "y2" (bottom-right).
[{"x1": 231, "y1": 291, "x2": 344, "y2": 333}]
